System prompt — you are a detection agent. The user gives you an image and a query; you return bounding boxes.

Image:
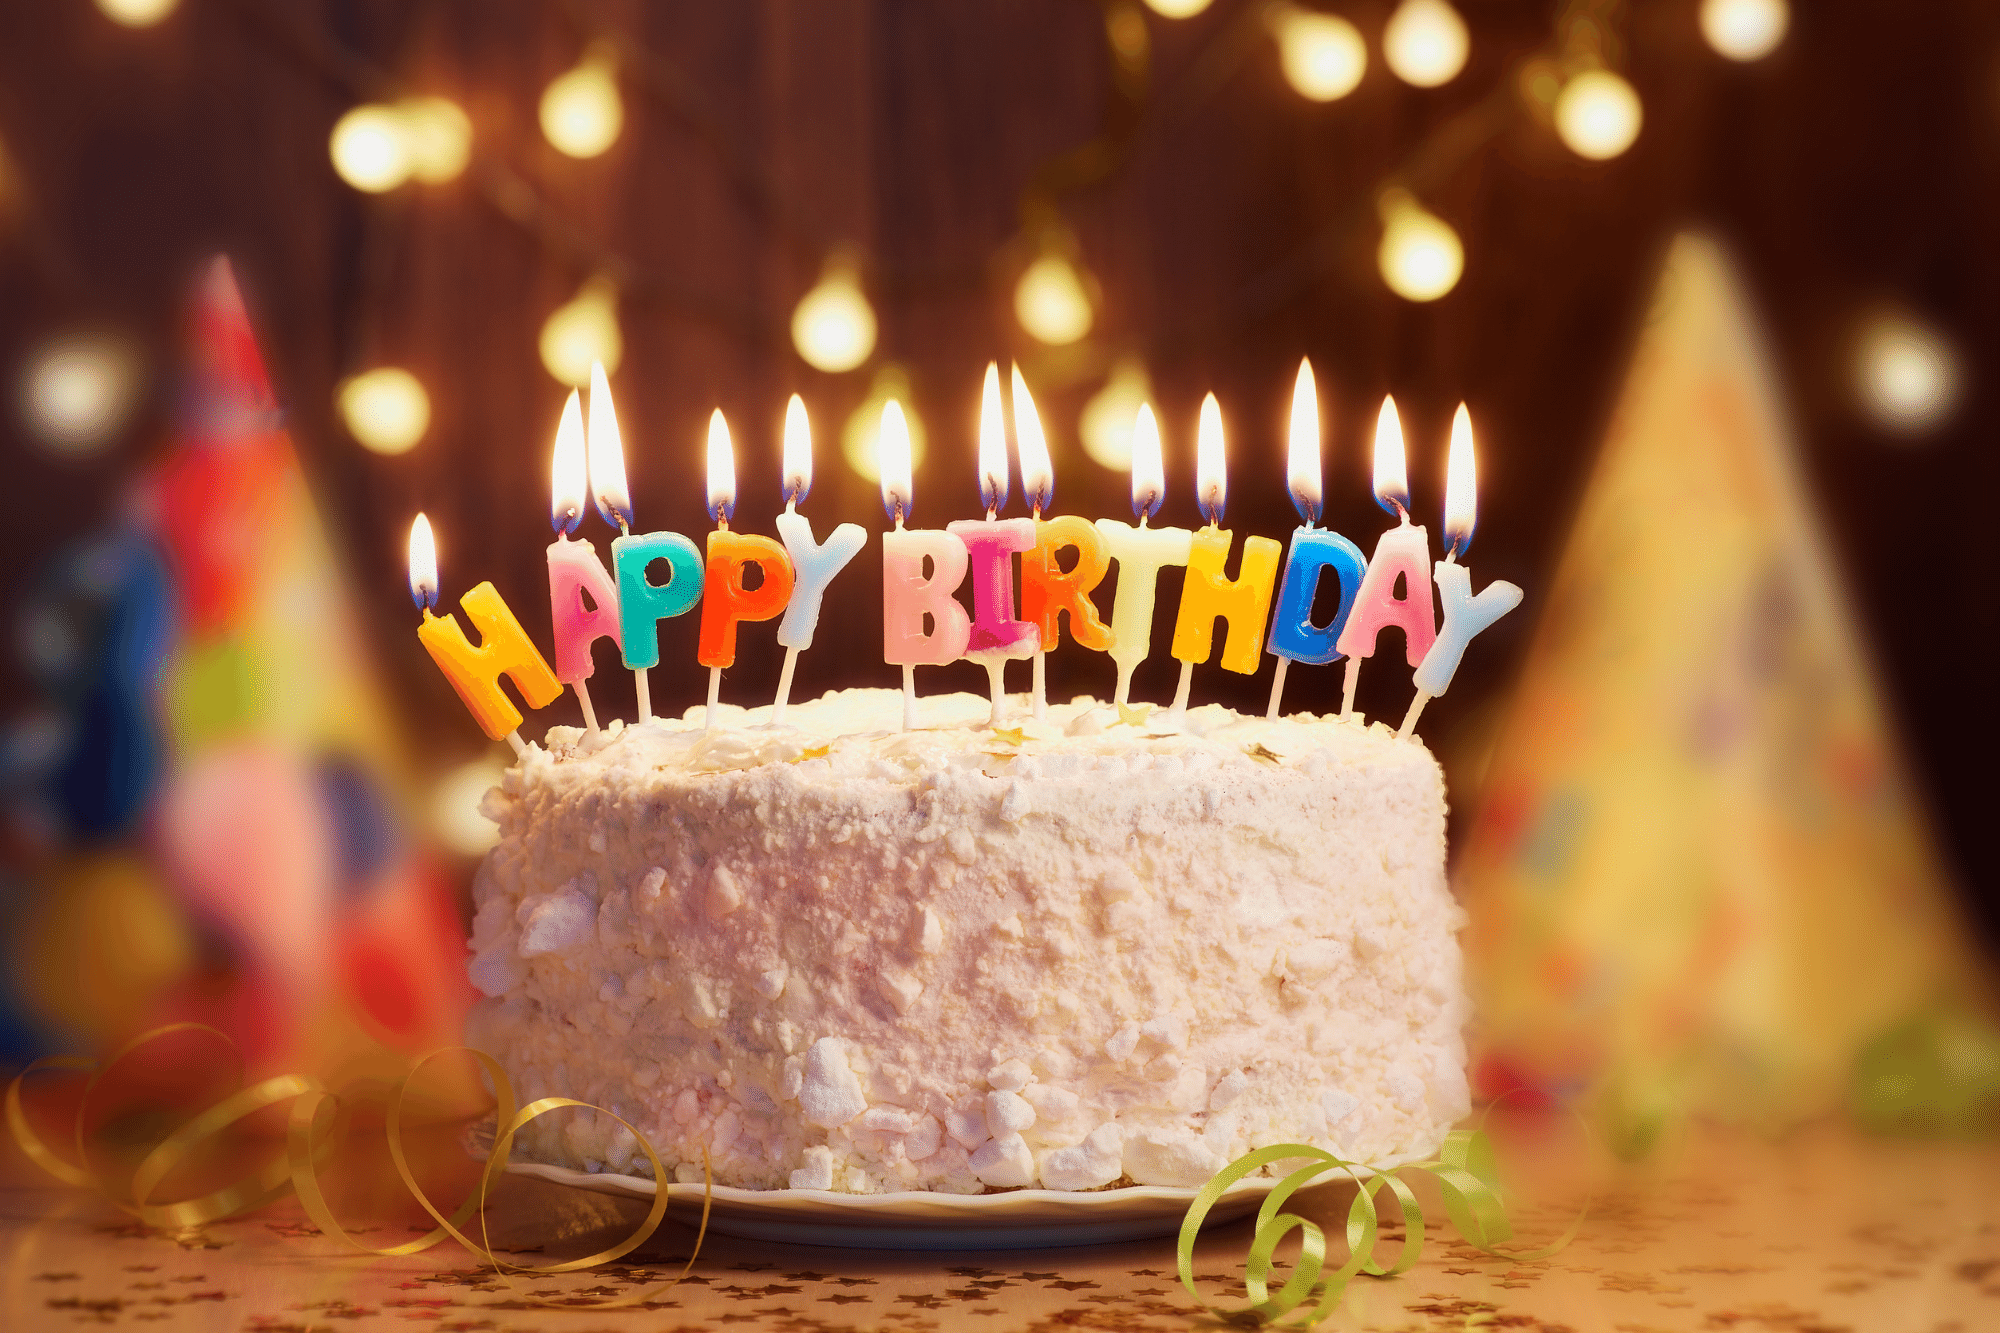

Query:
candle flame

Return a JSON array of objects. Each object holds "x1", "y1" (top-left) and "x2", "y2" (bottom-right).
[
  {"x1": 1130, "y1": 402, "x2": 1165, "y2": 521},
  {"x1": 408, "y1": 512, "x2": 438, "y2": 611},
  {"x1": 1195, "y1": 392, "x2": 1226, "y2": 526},
  {"x1": 550, "y1": 389, "x2": 586, "y2": 535},
  {"x1": 706, "y1": 408, "x2": 736, "y2": 524},
  {"x1": 979, "y1": 361, "x2": 1009, "y2": 515},
  {"x1": 586, "y1": 361, "x2": 632, "y2": 530},
  {"x1": 1012, "y1": 364, "x2": 1053, "y2": 514},
  {"x1": 1443, "y1": 401, "x2": 1477, "y2": 557},
  {"x1": 1372, "y1": 394, "x2": 1410, "y2": 517},
  {"x1": 1288, "y1": 358, "x2": 1322, "y2": 524},
  {"x1": 878, "y1": 399, "x2": 913, "y2": 521},
  {"x1": 782, "y1": 393, "x2": 812, "y2": 506}
]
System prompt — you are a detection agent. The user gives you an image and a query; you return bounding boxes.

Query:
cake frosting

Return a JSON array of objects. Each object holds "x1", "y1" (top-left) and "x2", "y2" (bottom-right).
[{"x1": 466, "y1": 688, "x2": 1470, "y2": 1193}]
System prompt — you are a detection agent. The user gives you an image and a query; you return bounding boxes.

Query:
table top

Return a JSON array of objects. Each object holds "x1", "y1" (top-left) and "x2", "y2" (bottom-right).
[{"x1": 5, "y1": 1121, "x2": 1997, "y2": 1332}]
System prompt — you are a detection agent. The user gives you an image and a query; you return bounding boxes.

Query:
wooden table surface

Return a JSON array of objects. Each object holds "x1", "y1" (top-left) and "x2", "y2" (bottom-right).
[{"x1": 5, "y1": 1121, "x2": 1997, "y2": 1332}]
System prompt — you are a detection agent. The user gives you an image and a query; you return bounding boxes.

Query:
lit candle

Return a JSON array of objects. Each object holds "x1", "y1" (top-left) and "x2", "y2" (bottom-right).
[
  {"x1": 773, "y1": 394, "x2": 865, "y2": 725},
  {"x1": 1399, "y1": 404, "x2": 1522, "y2": 740},
  {"x1": 1016, "y1": 363, "x2": 1111, "y2": 721},
  {"x1": 946, "y1": 363, "x2": 1039, "y2": 725},
  {"x1": 410, "y1": 513, "x2": 560, "y2": 757},
  {"x1": 1167, "y1": 392, "x2": 1280, "y2": 722},
  {"x1": 593, "y1": 362, "x2": 702, "y2": 725},
  {"x1": 1095, "y1": 403, "x2": 1193, "y2": 710},
  {"x1": 1332, "y1": 395, "x2": 1438, "y2": 720},
  {"x1": 1265, "y1": 358, "x2": 1367, "y2": 719},
  {"x1": 697, "y1": 409, "x2": 796, "y2": 730},
  {"x1": 546, "y1": 389, "x2": 621, "y2": 737},
  {"x1": 880, "y1": 399, "x2": 971, "y2": 731}
]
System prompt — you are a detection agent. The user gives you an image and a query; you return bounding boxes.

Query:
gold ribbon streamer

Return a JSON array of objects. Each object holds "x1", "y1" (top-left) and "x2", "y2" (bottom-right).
[
  {"x1": 7, "y1": 1027, "x2": 709, "y2": 1309},
  {"x1": 1178, "y1": 1112, "x2": 1589, "y2": 1328}
]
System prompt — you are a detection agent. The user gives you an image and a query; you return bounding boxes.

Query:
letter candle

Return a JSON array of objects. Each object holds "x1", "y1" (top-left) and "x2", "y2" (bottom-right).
[
  {"x1": 1095, "y1": 404, "x2": 1193, "y2": 710},
  {"x1": 1398, "y1": 404, "x2": 1522, "y2": 740},
  {"x1": 1333, "y1": 396, "x2": 1437, "y2": 719},
  {"x1": 546, "y1": 389, "x2": 621, "y2": 737},
  {"x1": 880, "y1": 399, "x2": 971, "y2": 731},
  {"x1": 697, "y1": 409, "x2": 796, "y2": 730},
  {"x1": 772, "y1": 394, "x2": 865, "y2": 724},
  {"x1": 1265, "y1": 359, "x2": 1367, "y2": 719},
  {"x1": 409, "y1": 513, "x2": 560, "y2": 757},
  {"x1": 1015, "y1": 363, "x2": 1110, "y2": 721},
  {"x1": 946, "y1": 363, "x2": 1040, "y2": 726},
  {"x1": 1167, "y1": 392, "x2": 1280, "y2": 723}
]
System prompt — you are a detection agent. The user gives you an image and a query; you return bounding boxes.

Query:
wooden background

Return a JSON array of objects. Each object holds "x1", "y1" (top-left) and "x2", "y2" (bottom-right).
[{"x1": 0, "y1": 0, "x2": 1994, "y2": 931}]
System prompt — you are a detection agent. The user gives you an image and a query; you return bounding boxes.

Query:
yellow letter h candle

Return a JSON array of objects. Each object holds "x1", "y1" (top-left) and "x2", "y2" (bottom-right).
[{"x1": 420, "y1": 582, "x2": 563, "y2": 739}]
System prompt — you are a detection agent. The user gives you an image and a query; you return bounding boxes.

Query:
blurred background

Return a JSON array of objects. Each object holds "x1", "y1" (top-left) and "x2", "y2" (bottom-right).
[{"x1": 0, "y1": 0, "x2": 1993, "y2": 1135}]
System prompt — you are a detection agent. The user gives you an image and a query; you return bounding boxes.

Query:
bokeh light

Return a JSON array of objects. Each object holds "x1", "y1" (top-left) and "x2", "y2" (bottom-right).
[
  {"x1": 1853, "y1": 311, "x2": 1961, "y2": 437},
  {"x1": 1383, "y1": 0, "x2": 1469, "y2": 89},
  {"x1": 433, "y1": 757, "x2": 507, "y2": 856},
  {"x1": 1080, "y1": 356, "x2": 1154, "y2": 472},
  {"x1": 1143, "y1": 0, "x2": 1213, "y2": 17},
  {"x1": 1377, "y1": 193, "x2": 1463, "y2": 301},
  {"x1": 540, "y1": 51, "x2": 624, "y2": 160},
  {"x1": 1272, "y1": 7, "x2": 1367, "y2": 103},
  {"x1": 337, "y1": 367, "x2": 431, "y2": 456},
  {"x1": 19, "y1": 332, "x2": 142, "y2": 457},
  {"x1": 1701, "y1": 0, "x2": 1790, "y2": 63},
  {"x1": 95, "y1": 0, "x2": 178, "y2": 27},
  {"x1": 842, "y1": 366, "x2": 927, "y2": 484},
  {"x1": 397, "y1": 96, "x2": 472, "y2": 185},
  {"x1": 791, "y1": 262, "x2": 877, "y2": 373},
  {"x1": 1015, "y1": 252, "x2": 1095, "y2": 346},
  {"x1": 330, "y1": 105, "x2": 411, "y2": 193},
  {"x1": 539, "y1": 278, "x2": 622, "y2": 385},
  {"x1": 1555, "y1": 70, "x2": 1644, "y2": 161}
]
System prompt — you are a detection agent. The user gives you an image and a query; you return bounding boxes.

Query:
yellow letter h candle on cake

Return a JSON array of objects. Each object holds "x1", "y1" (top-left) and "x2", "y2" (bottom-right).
[
  {"x1": 1096, "y1": 403, "x2": 1192, "y2": 710},
  {"x1": 410, "y1": 514, "x2": 560, "y2": 757},
  {"x1": 1334, "y1": 396, "x2": 1437, "y2": 720},
  {"x1": 946, "y1": 363, "x2": 1040, "y2": 726},
  {"x1": 546, "y1": 389, "x2": 621, "y2": 737},
  {"x1": 1013, "y1": 364, "x2": 1110, "y2": 721},
  {"x1": 698, "y1": 409, "x2": 796, "y2": 729},
  {"x1": 880, "y1": 399, "x2": 970, "y2": 731},
  {"x1": 1167, "y1": 392, "x2": 1279, "y2": 723}
]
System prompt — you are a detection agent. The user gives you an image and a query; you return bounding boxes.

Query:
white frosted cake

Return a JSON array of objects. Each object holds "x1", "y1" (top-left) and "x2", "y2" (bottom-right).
[{"x1": 465, "y1": 688, "x2": 1469, "y2": 1193}]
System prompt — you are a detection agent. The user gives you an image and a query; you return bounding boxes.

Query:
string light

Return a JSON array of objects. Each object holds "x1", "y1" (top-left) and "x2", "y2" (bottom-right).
[
  {"x1": 338, "y1": 367, "x2": 431, "y2": 455},
  {"x1": 96, "y1": 0, "x2": 178, "y2": 27},
  {"x1": 1015, "y1": 249, "x2": 1095, "y2": 346},
  {"x1": 540, "y1": 47, "x2": 624, "y2": 159},
  {"x1": 1701, "y1": 0, "x2": 1789, "y2": 62},
  {"x1": 19, "y1": 333, "x2": 142, "y2": 457},
  {"x1": 330, "y1": 106, "x2": 411, "y2": 193},
  {"x1": 842, "y1": 366, "x2": 927, "y2": 483},
  {"x1": 1377, "y1": 190, "x2": 1463, "y2": 302},
  {"x1": 1270, "y1": 5, "x2": 1367, "y2": 103},
  {"x1": 1383, "y1": 0, "x2": 1469, "y2": 89},
  {"x1": 791, "y1": 258, "x2": 877, "y2": 373},
  {"x1": 1143, "y1": 0, "x2": 1213, "y2": 17},
  {"x1": 432, "y1": 757, "x2": 507, "y2": 856},
  {"x1": 397, "y1": 97, "x2": 472, "y2": 184},
  {"x1": 1555, "y1": 70, "x2": 1643, "y2": 160},
  {"x1": 1080, "y1": 357, "x2": 1154, "y2": 472},
  {"x1": 1853, "y1": 311, "x2": 1961, "y2": 437},
  {"x1": 539, "y1": 277, "x2": 622, "y2": 385}
]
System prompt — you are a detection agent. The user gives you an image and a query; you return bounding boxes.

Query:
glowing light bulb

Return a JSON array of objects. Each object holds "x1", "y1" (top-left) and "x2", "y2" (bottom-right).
[
  {"x1": 842, "y1": 366, "x2": 926, "y2": 484},
  {"x1": 1287, "y1": 358, "x2": 1321, "y2": 524},
  {"x1": 1853, "y1": 311, "x2": 1961, "y2": 437},
  {"x1": 19, "y1": 332, "x2": 141, "y2": 457},
  {"x1": 1555, "y1": 70, "x2": 1643, "y2": 161},
  {"x1": 1012, "y1": 365, "x2": 1053, "y2": 513},
  {"x1": 1372, "y1": 395, "x2": 1410, "y2": 516},
  {"x1": 706, "y1": 409, "x2": 737, "y2": 523},
  {"x1": 878, "y1": 399, "x2": 913, "y2": 520},
  {"x1": 1143, "y1": 0, "x2": 1213, "y2": 16},
  {"x1": 1701, "y1": 0, "x2": 1789, "y2": 62},
  {"x1": 408, "y1": 513, "x2": 439, "y2": 611},
  {"x1": 1015, "y1": 252, "x2": 1094, "y2": 346},
  {"x1": 782, "y1": 393, "x2": 813, "y2": 505},
  {"x1": 1378, "y1": 193, "x2": 1463, "y2": 302},
  {"x1": 1383, "y1": 0, "x2": 1469, "y2": 88},
  {"x1": 1130, "y1": 403, "x2": 1165, "y2": 520},
  {"x1": 96, "y1": 0, "x2": 178, "y2": 27},
  {"x1": 1271, "y1": 6, "x2": 1367, "y2": 102},
  {"x1": 1081, "y1": 357, "x2": 1153, "y2": 471},
  {"x1": 539, "y1": 277, "x2": 622, "y2": 385},
  {"x1": 1195, "y1": 392, "x2": 1226, "y2": 526},
  {"x1": 1443, "y1": 403, "x2": 1476, "y2": 556},
  {"x1": 540, "y1": 49, "x2": 623, "y2": 159},
  {"x1": 330, "y1": 105, "x2": 410, "y2": 193},
  {"x1": 791, "y1": 262, "x2": 877, "y2": 373},
  {"x1": 587, "y1": 362, "x2": 631, "y2": 529},
  {"x1": 433, "y1": 757, "x2": 507, "y2": 856},
  {"x1": 397, "y1": 96, "x2": 472, "y2": 184},
  {"x1": 337, "y1": 367, "x2": 430, "y2": 456}
]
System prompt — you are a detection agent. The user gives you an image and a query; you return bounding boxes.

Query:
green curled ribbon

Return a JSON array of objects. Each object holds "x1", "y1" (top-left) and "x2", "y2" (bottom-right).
[{"x1": 1177, "y1": 1118, "x2": 1587, "y2": 1327}]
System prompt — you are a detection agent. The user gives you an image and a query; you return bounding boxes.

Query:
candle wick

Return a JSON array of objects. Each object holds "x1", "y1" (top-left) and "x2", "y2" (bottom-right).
[
  {"x1": 985, "y1": 507, "x2": 997, "y2": 522},
  {"x1": 785, "y1": 498, "x2": 796, "y2": 515}
]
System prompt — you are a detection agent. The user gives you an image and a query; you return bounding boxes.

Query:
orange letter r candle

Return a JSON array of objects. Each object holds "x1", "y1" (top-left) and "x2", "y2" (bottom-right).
[
  {"x1": 1021, "y1": 514, "x2": 1112, "y2": 653},
  {"x1": 698, "y1": 531, "x2": 796, "y2": 669},
  {"x1": 418, "y1": 582, "x2": 563, "y2": 739}
]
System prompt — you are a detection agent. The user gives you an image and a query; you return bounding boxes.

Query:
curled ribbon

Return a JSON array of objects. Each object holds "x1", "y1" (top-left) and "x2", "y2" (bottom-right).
[
  {"x1": 1177, "y1": 1115, "x2": 1588, "y2": 1328},
  {"x1": 6, "y1": 1026, "x2": 709, "y2": 1309}
]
